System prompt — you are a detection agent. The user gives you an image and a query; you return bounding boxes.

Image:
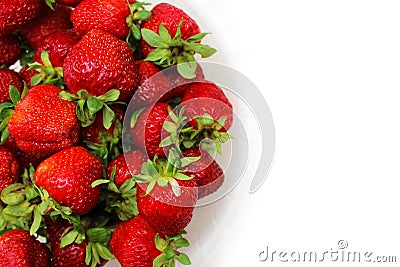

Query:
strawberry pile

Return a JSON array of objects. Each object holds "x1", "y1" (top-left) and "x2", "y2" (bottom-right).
[{"x1": 0, "y1": 1, "x2": 233, "y2": 266}]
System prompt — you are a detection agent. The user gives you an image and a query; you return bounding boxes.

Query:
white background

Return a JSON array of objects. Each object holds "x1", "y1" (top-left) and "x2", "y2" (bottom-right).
[{"x1": 185, "y1": 0, "x2": 400, "y2": 266}]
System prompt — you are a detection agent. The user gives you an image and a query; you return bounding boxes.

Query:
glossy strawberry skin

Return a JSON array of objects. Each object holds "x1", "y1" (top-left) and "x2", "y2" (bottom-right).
[
  {"x1": 34, "y1": 147, "x2": 103, "y2": 215},
  {"x1": 0, "y1": 35, "x2": 21, "y2": 66},
  {"x1": 63, "y1": 29, "x2": 137, "y2": 101},
  {"x1": 34, "y1": 29, "x2": 80, "y2": 67},
  {"x1": 8, "y1": 84, "x2": 80, "y2": 158},
  {"x1": 183, "y1": 147, "x2": 225, "y2": 199},
  {"x1": 56, "y1": 0, "x2": 82, "y2": 6},
  {"x1": 20, "y1": 4, "x2": 73, "y2": 49},
  {"x1": 0, "y1": 229, "x2": 51, "y2": 267},
  {"x1": 71, "y1": 0, "x2": 130, "y2": 39},
  {"x1": 141, "y1": 3, "x2": 201, "y2": 57},
  {"x1": 0, "y1": 146, "x2": 19, "y2": 193},
  {"x1": 0, "y1": 0, "x2": 43, "y2": 35},
  {"x1": 110, "y1": 216, "x2": 161, "y2": 267},
  {"x1": 136, "y1": 179, "x2": 198, "y2": 236},
  {"x1": 0, "y1": 68, "x2": 23, "y2": 104},
  {"x1": 131, "y1": 61, "x2": 172, "y2": 108},
  {"x1": 106, "y1": 150, "x2": 147, "y2": 188},
  {"x1": 130, "y1": 103, "x2": 172, "y2": 159},
  {"x1": 181, "y1": 81, "x2": 233, "y2": 130}
]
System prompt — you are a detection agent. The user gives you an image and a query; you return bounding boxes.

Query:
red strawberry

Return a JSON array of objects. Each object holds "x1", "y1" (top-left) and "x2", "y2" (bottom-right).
[
  {"x1": 0, "y1": 68, "x2": 23, "y2": 104},
  {"x1": 106, "y1": 150, "x2": 147, "y2": 188},
  {"x1": 20, "y1": 4, "x2": 73, "y2": 49},
  {"x1": 0, "y1": 229, "x2": 51, "y2": 267},
  {"x1": 19, "y1": 66, "x2": 37, "y2": 87},
  {"x1": 181, "y1": 81, "x2": 233, "y2": 130},
  {"x1": 130, "y1": 102, "x2": 172, "y2": 159},
  {"x1": 131, "y1": 61, "x2": 172, "y2": 107},
  {"x1": 141, "y1": 3, "x2": 200, "y2": 58},
  {"x1": 0, "y1": 146, "x2": 19, "y2": 193},
  {"x1": 183, "y1": 147, "x2": 224, "y2": 199},
  {"x1": 0, "y1": 0, "x2": 43, "y2": 35},
  {"x1": 34, "y1": 146, "x2": 103, "y2": 215},
  {"x1": 81, "y1": 105, "x2": 124, "y2": 144},
  {"x1": 8, "y1": 84, "x2": 80, "y2": 158},
  {"x1": 137, "y1": 178, "x2": 197, "y2": 236},
  {"x1": 110, "y1": 216, "x2": 161, "y2": 267},
  {"x1": 71, "y1": 0, "x2": 130, "y2": 39},
  {"x1": 34, "y1": 29, "x2": 80, "y2": 67},
  {"x1": 63, "y1": 29, "x2": 137, "y2": 101},
  {"x1": 0, "y1": 34, "x2": 21, "y2": 66}
]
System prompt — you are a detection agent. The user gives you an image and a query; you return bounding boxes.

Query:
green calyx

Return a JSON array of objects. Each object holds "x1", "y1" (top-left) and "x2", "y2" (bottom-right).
[
  {"x1": 153, "y1": 231, "x2": 191, "y2": 267},
  {"x1": 44, "y1": 0, "x2": 56, "y2": 10},
  {"x1": 59, "y1": 89, "x2": 122, "y2": 129},
  {"x1": 126, "y1": 1, "x2": 152, "y2": 53},
  {"x1": 85, "y1": 119, "x2": 123, "y2": 167},
  {"x1": 141, "y1": 21, "x2": 217, "y2": 79},
  {"x1": 92, "y1": 166, "x2": 139, "y2": 222},
  {"x1": 0, "y1": 84, "x2": 28, "y2": 144},
  {"x1": 28, "y1": 50, "x2": 64, "y2": 88},
  {"x1": 133, "y1": 149, "x2": 199, "y2": 197}
]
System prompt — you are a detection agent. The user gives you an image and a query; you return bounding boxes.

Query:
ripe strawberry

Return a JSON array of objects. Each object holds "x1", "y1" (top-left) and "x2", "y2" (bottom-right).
[
  {"x1": 34, "y1": 29, "x2": 80, "y2": 67},
  {"x1": 20, "y1": 4, "x2": 73, "y2": 49},
  {"x1": 0, "y1": 146, "x2": 19, "y2": 193},
  {"x1": 0, "y1": 34, "x2": 21, "y2": 66},
  {"x1": 183, "y1": 147, "x2": 224, "y2": 199},
  {"x1": 19, "y1": 66, "x2": 37, "y2": 87},
  {"x1": 131, "y1": 61, "x2": 172, "y2": 107},
  {"x1": 106, "y1": 150, "x2": 147, "y2": 188},
  {"x1": 181, "y1": 81, "x2": 233, "y2": 130},
  {"x1": 0, "y1": 229, "x2": 51, "y2": 267},
  {"x1": 0, "y1": 68, "x2": 23, "y2": 104},
  {"x1": 110, "y1": 216, "x2": 161, "y2": 267},
  {"x1": 130, "y1": 102, "x2": 172, "y2": 159},
  {"x1": 136, "y1": 178, "x2": 197, "y2": 236},
  {"x1": 8, "y1": 84, "x2": 80, "y2": 158},
  {"x1": 71, "y1": 0, "x2": 130, "y2": 39},
  {"x1": 140, "y1": 3, "x2": 201, "y2": 58},
  {"x1": 63, "y1": 29, "x2": 137, "y2": 101},
  {"x1": 34, "y1": 146, "x2": 103, "y2": 215},
  {"x1": 0, "y1": 0, "x2": 43, "y2": 35}
]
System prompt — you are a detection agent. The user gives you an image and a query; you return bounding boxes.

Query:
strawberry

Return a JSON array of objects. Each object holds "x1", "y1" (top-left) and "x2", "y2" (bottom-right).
[
  {"x1": 0, "y1": 34, "x2": 21, "y2": 66},
  {"x1": 3, "y1": 135, "x2": 44, "y2": 170},
  {"x1": 181, "y1": 81, "x2": 233, "y2": 130},
  {"x1": 0, "y1": 229, "x2": 51, "y2": 267},
  {"x1": 141, "y1": 3, "x2": 201, "y2": 58},
  {"x1": 130, "y1": 102, "x2": 173, "y2": 159},
  {"x1": 110, "y1": 215, "x2": 191, "y2": 267},
  {"x1": 0, "y1": 0, "x2": 43, "y2": 35},
  {"x1": 63, "y1": 29, "x2": 137, "y2": 101},
  {"x1": 8, "y1": 84, "x2": 80, "y2": 158},
  {"x1": 71, "y1": 0, "x2": 130, "y2": 39},
  {"x1": 20, "y1": 4, "x2": 73, "y2": 49},
  {"x1": 131, "y1": 61, "x2": 172, "y2": 107},
  {"x1": 0, "y1": 68, "x2": 23, "y2": 104},
  {"x1": 140, "y1": 3, "x2": 216, "y2": 79},
  {"x1": 34, "y1": 29, "x2": 80, "y2": 67},
  {"x1": 183, "y1": 147, "x2": 224, "y2": 199},
  {"x1": 134, "y1": 155, "x2": 198, "y2": 236},
  {"x1": 34, "y1": 146, "x2": 103, "y2": 215},
  {"x1": 106, "y1": 150, "x2": 147, "y2": 188},
  {"x1": 19, "y1": 66, "x2": 37, "y2": 87},
  {"x1": 0, "y1": 145, "x2": 19, "y2": 193}
]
